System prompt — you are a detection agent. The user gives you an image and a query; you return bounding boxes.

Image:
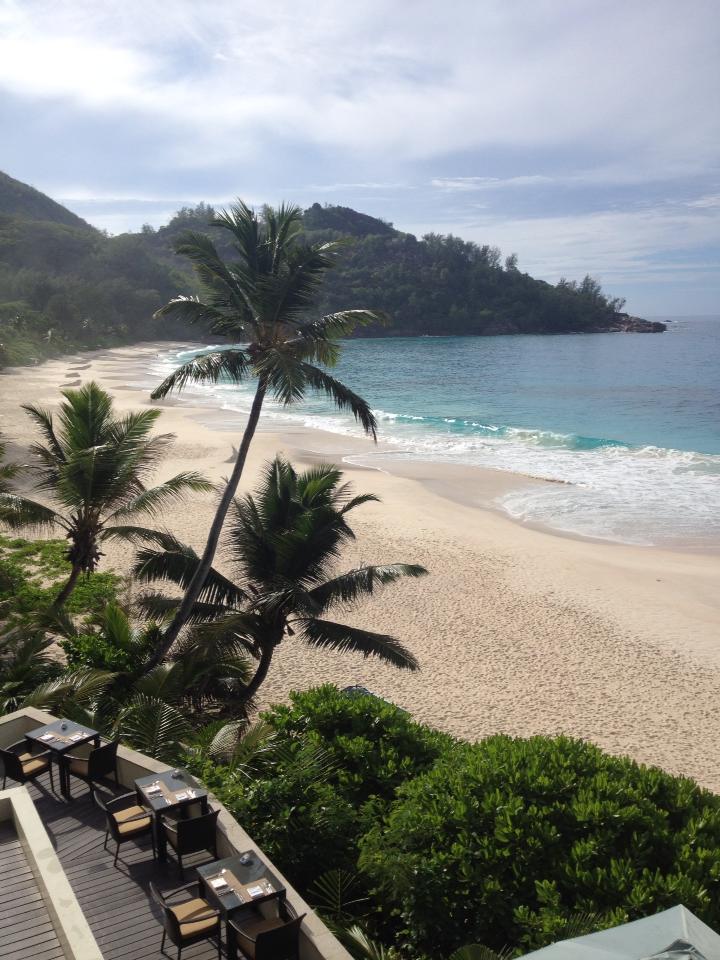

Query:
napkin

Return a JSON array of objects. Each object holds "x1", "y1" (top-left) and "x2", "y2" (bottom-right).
[
  {"x1": 40, "y1": 733, "x2": 55, "y2": 741},
  {"x1": 210, "y1": 877, "x2": 229, "y2": 890},
  {"x1": 247, "y1": 884, "x2": 265, "y2": 899}
]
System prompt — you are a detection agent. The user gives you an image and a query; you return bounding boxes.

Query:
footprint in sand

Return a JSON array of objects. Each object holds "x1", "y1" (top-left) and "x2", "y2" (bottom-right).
[
  {"x1": 68, "y1": 362, "x2": 92, "y2": 371},
  {"x1": 60, "y1": 379, "x2": 81, "y2": 387}
]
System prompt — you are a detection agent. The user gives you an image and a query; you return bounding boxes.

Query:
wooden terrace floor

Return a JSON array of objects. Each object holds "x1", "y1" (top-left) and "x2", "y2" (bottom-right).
[
  {"x1": 0, "y1": 821, "x2": 64, "y2": 960},
  {"x1": 20, "y1": 772, "x2": 224, "y2": 960}
]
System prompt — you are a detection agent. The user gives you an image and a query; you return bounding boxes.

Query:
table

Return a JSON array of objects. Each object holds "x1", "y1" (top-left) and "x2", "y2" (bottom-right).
[
  {"x1": 198, "y1": 851, "x2": 285, "y2": 917},
  {"x1": 134, "y1": 768, "x2": 209, "y2": 861},
  {"x1": 25, "y1": 719, "x2": 100, "y2": 799}
]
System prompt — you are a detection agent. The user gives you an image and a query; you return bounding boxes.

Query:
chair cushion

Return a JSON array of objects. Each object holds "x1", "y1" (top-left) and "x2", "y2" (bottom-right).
[
  {"x1": 69, "y1": 757, "x2": 89, "y2": 776},
  {"x1": 113, "y1": 805, "x2": 151, "y2": 835},
  {"x1": 21, "y1": 757, "x2": 49, "y2": 776},
  {"x1": 172, "y1": 897, "x2": 218, "y2": 938}
]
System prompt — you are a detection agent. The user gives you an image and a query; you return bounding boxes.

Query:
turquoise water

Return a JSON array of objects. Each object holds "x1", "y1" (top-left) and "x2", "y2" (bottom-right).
[{"x1": 157, "y1": 318, "x2": 720, "y2": 547}]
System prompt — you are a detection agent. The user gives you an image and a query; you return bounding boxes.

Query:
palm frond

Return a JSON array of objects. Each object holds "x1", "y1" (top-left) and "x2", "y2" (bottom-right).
[
  {"x1": 115, "y1": 694, "x2": 192, "y2": 762},
  {"x1": 308, "y1": 564, "x2": 427, "y2": 613},
  {"x1": 299, "y1": 618, "x2": 419, "y2": 671},
  {"x1": 152, "y1": 295, "x2": 233, "y2": 329},
  {"x1": 340, "y1": 925, "x2": 400, "y2": 960},
  {"x1": 133, "y1": 543, "x2": 248, "y2": 608},
  {"x1": 151, "y1": 350, "x2": 251, "y2": 399},
  {"x1": 20, "y1": 404, "x2": 65, "y2": 461},
  {"x1": 298, "y1": 362, "x2": 378, "y2": 439},
  {"x1": 308, "y1": 869, "x2": 370, "y2": 925},
  {"x1": 22, "y1": 668, "x2": 115, "y2": 712},
  {"x1": 105, "y1": 472, "x2": 214, "y2": 521},
  {"x1": 0, "y1": 494, "x2": 65, "y2": 531}
]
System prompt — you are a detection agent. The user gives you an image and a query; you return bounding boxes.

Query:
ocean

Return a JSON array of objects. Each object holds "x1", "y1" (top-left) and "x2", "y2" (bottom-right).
[{"x1": 156, "y1": 317, "x2": 720, "y2": 549}]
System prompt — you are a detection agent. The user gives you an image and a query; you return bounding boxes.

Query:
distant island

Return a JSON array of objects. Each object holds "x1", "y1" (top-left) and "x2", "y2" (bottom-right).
[{"x1": 0, "y1": 170, "x2": 664, "y2": 367}]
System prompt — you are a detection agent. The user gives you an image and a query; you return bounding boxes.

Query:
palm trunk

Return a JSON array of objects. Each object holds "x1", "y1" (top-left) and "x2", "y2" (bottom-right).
[
  {"x1": 147, "y1": 377, "x2": 268, "y2": 668},
  {"x1": 238, "y1": 641, "x2": 276, "y2": 705},
  {"x1": 53, "y1": 565, "x2": 81, "y2": 608}
]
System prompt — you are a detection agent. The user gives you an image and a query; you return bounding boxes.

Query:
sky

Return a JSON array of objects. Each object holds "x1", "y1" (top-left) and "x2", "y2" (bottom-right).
[{"x1": 1, "y1": 0, "x2": 719, "y2": 316}]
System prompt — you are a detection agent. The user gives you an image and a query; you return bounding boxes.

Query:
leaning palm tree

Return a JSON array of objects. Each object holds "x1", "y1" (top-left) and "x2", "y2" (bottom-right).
[
  {"x1": 149, "y1": 201, "x2": 383, "y2": 662},
  {"x1": 0, "y1": 382, "x2": 212, "y2": 606},
  {"x1": 134, "y1": 457, "x2": 425, "y2": 703}
]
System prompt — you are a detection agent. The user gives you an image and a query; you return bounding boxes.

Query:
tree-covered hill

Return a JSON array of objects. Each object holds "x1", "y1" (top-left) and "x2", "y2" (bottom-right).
[
  {"x1": 0, "y1": 176, "x2": 192, "y2": 366},
  {"x1": 0, "y1": 173, "x2": 664, "y2": 368},
  {"x1": 0, "y1": 170, "x2": 92, "y2": 229}
]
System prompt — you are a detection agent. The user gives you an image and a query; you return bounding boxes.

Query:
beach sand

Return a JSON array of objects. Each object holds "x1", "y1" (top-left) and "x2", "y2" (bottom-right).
[{"x1": 2, "y1": 342, "x2": 719, "y2": 789}]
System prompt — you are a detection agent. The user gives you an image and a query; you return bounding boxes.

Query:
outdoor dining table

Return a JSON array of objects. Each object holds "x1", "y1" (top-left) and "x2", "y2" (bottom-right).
[
  {"x1": 134, "y1": 768, "x2": 209, "y2": 861},
  {"x1": 24, "y1": 718, "x2": 100, "y2": 799},
  {"x1": 197, "y1": 850, "x2": 285, "y2": 917}
]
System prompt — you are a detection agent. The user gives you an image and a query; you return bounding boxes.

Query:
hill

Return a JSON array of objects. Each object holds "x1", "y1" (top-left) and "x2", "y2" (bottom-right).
[
  {"x1": 0, "y1": 174, "x2": 664, "y2": 368},
  {"x1": 0, "y1": 177, "x2": 192, "y2": 367},
  {"x1": 0, "y1": 171, "x2": 93, "y2": 229}
]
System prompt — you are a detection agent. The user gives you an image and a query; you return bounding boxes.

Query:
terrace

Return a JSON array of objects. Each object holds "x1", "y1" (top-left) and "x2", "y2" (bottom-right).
[{"x1": 0, "y1": 706, "x2": 350, "y2": 960}]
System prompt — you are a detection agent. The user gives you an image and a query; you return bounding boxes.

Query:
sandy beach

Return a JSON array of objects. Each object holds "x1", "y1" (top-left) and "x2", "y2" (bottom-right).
[{"x1": 2, "y1": 342, "x2": 719, "y2": 790}]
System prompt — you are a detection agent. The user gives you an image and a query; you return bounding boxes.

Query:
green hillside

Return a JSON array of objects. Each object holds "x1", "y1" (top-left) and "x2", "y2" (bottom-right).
[
  {"x1": 0, "y1": 171, "x2": 92, "y2": 229},
  {"x1": 0, "y1": 176, "x2": 193, "y2": 367},
  {"x1": 0, "y1": 174, "x2": 663, "y2": 369}
]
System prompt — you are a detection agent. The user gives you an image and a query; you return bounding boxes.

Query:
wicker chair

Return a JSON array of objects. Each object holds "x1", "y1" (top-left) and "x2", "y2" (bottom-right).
[
  {"x1": 150, "y1": 880, "x2": 221, "y2": 960},
  {"x1": 0, "y1": 740, "x2": 54, "y2": 791},
  {"x1": 161, "y1": 807, "x2": 219, "y2": 878},
  {"x1": 227, "y1": 896, "x2": 304, "y2": 960},
  {"x1": 93, "y1": 789, "x2": 155, "y2": 866},
  {"x1": 61, "y1": 738, "x2": 119, "y2": 799}
]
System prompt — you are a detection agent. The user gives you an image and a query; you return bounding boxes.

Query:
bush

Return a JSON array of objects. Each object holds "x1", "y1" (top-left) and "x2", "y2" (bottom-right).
[
  {"x1": 187, "y1": 686, "x2": 452, "y2": 892},
  {"x1": 358, "y1": 735, "x2": 720, "y2": 956},
  {"x1": 265, "y1": 685, "x2": 453, "y2": 805}
]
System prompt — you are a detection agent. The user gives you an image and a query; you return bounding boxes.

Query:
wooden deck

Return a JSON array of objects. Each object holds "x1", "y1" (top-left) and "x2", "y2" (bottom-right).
[
  {"x1": 0, "y1": 821, "x2": 64, "y2": 960},
  {"x1": 20, "y1": 772, "x2": 224, "y2": 960}
]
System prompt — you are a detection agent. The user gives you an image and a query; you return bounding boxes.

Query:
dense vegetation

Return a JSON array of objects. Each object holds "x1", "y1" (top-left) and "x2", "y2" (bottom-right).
[
  {"x1": 0, "y1": 170, "x2": 662, "y2": 368},
  {"x1": 0, "y1": 172, "x2": 190, "y2": 366},
  {"x1": 187, "y1": 686, "x2": 720, "y2": 958}
]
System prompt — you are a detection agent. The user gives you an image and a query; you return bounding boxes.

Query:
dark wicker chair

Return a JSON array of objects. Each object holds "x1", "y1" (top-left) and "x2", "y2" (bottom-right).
[
  {"x1": 161, "y1": 807, "x2": 220, "y2": 878},
  {"x1": 227, "y1": 896, "x2": 304, "y2": 960},
  {"x1": 61, "y1": 738, "x2": 119, "y2": 799},
  {"x1": 150, "y1": 880, "x2": 221, "y2": 960},
  {"x1": 0, "y1": 740, "x2": 54, "y2": 791},
  {"x1": 93, "y1": 789, "x2": 155, "y2": 866}
]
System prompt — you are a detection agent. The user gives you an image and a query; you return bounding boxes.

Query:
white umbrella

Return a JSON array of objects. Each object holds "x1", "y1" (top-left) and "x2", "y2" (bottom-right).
[{"x1": 518, "y1": 906, "x2": 720, "y2": 960}]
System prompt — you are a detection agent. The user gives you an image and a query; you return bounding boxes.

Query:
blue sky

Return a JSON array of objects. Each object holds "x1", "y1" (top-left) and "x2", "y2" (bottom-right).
[{"x1": 1, "y1": 0, "x2": 718, "y2": 315}]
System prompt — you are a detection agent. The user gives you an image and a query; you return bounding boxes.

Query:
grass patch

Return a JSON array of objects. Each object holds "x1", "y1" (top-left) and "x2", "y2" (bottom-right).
[{"x1": 0, "y1": 534, "x2": 120, "y2": 624}]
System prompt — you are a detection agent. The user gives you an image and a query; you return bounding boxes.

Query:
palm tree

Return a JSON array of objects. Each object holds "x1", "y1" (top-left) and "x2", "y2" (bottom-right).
[
  {"x1": 0, "y1": 382, "x2": 212, "y2": 606},
  {"x1": 134, "y1": 457, "x2": 425, "y2": 703},
  {"x1": 149, "y1": 201, "x2": 383, "y2": 662}
]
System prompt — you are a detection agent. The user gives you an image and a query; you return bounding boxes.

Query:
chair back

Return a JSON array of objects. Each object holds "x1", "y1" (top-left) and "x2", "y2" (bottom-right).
[
  {"x1": 149, "y1": 883, "x2": 181, "y2": 945},
  {"x1": 255, "y1": 914, "x2": 305, "y2": 960},
  {"x1": 87, "y1": 739, "x2": 119, "y2": 780},
  {"x1": 172, "y1": 808, "x2": 219, "y2": 855},
  {"x1": 0, "y1": 746, "x2": 24, "y2": 782}
]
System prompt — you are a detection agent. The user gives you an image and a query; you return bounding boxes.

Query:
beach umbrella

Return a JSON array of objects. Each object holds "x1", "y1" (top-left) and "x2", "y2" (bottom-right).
[{"x1": 518, "y1": 906, "x2": 720, "y2": 960}]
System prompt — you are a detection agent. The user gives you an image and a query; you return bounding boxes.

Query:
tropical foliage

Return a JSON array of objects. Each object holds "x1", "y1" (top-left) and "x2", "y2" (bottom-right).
[
  {"x1": 134, "y1": 457, "x2": 425, "y2": 700},
  {"x1": 0, "y1": 382, "x2": 211, "y2": 605}
]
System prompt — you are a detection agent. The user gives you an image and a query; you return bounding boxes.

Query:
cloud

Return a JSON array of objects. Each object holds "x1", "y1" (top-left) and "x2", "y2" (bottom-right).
[
  {"x1": 431, "y1": 175, "x2": 555, "y2": 192},
  {"x1": 0, "y1": 0, "x2": 718, "y2": 175}
]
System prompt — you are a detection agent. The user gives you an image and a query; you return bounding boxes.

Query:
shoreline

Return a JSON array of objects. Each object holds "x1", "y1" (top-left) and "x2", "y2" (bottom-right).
[{"x1": 2, "y1": 341, "x2": 720, "y2": 791}]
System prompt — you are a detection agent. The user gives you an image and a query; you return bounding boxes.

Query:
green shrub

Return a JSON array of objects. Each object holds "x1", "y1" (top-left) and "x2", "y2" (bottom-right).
[
  {"x1": 265, "y1": 685, "x2": 453, "y2": 805},
  {"x1": 358, "y1": 735, "x2": 720, "y2": 956},
  {"x1": 185, "y1": 686, "x2": 452, "y2": 893}
]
